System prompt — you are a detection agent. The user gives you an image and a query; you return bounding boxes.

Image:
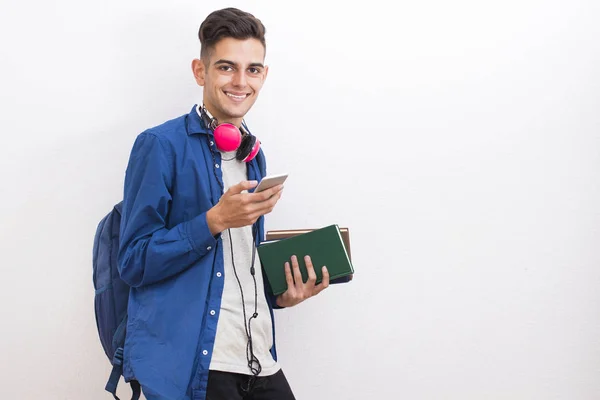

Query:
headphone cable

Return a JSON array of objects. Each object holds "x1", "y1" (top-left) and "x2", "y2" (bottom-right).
[{"x1": 205, "y1": 124, "x2": 263, "y2": 387}]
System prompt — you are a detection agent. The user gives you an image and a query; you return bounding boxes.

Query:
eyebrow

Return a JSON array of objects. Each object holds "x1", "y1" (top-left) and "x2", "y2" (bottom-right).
[{"x1": 214, "y1": 59, "x2": 265, "y2": 69}]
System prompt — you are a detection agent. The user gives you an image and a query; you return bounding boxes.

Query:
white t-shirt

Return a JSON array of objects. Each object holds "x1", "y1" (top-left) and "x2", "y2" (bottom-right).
[{"x1": 209, "y1": 150, "x2": 280, "y2": 377}]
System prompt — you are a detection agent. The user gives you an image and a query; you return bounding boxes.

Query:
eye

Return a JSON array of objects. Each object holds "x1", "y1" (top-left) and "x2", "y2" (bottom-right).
[
  {"x1": 248, "y1": 67, "x2": 261, "y2": 74},
  {"x1": 219, "y1": 65, "x2": 234, "y2": 72}
]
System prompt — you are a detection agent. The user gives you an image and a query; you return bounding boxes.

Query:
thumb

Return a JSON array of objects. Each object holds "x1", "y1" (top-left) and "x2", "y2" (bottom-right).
[{"x1": 228, "y1": 180, "x2": 258, "y2": 195}]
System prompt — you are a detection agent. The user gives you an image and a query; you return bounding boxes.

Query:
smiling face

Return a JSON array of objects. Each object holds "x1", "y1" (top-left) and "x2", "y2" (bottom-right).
[{"x1": 192, "y1": 37, "x2": 268, "y2": 127}]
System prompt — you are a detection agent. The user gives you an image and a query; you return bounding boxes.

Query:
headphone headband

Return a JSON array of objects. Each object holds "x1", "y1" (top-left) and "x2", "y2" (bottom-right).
[
  {"x1": 197, "y1": 104, "x2": 259, "y2": 162},
  {"x1": 199, "y1": 104, "x2": 251, "y2": 136}
]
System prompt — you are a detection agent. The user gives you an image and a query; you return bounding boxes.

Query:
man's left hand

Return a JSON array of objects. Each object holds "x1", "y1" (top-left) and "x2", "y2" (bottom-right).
[{"x1": 276, "y1": 255, "x2": 329, "y2": 307}]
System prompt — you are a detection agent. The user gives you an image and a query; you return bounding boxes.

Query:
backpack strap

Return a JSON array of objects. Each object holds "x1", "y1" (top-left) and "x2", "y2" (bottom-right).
[
  {"x1": 105, "y1": 347, "x2": 141, "y2": 400},
  {"x1": 105, "y1": 314, "x2": 141, "y2": 400}
]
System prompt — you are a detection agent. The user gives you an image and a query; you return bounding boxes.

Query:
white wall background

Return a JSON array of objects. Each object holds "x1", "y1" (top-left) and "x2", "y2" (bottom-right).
[{"x1": 1, "y1": 0, "x2": 599, "y2": 399}]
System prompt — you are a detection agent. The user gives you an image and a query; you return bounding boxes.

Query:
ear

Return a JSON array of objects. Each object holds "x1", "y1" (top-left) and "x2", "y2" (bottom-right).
[
  {"x1": 262, "y1": 65, "x2": 269, "y2": 84},
  {"x1": 192, "y1": 58, "x2": 206, "y2": 86}
]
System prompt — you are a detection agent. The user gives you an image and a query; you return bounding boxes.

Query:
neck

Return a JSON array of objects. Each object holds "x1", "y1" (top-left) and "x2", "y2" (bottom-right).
[{"x1": 203, "y1": 103, "x2": 243, "y2": 128}]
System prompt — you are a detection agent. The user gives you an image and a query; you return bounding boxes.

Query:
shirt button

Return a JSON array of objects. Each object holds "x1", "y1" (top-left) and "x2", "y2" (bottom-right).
[
  {"x1": 210, "y1": 140, "x2": 214, "y2": 146},
  {"x1": 207, "y1": 246, "x2": 212, "y2": 251},
  {"x1": 202, "y1": 350, "x2": 208, "y2": 356},
  {"x1": 215, "y1": 163, "x2": 220, "y2": 168},
  {"x1": 216, "y1": 272, "x2": 222, "y2": 278},
  {"x1": 210, "y1": 310, "x2": 216, "y2": 316}
]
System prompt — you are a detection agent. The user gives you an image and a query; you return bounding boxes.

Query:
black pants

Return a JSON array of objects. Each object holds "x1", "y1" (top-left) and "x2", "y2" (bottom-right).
[{"x1": 206, "y1": 369, "x2": 296, "y2": 400}]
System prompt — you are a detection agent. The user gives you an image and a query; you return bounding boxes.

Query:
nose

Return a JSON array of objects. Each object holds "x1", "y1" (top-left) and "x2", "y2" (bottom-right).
[{"x1": 231, "y1": 69, "x2": 247, "y2": 88}]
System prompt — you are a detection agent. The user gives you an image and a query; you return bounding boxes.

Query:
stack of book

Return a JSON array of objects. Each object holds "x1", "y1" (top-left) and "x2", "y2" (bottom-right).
[{"x1": 257, "y1": 224, "x2": 354, "y2": 296}]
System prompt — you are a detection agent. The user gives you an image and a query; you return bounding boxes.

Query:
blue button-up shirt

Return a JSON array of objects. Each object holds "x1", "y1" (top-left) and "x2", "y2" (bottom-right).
[{"x1": 117, "y1": 105, "x2": 277, "y2": 400}]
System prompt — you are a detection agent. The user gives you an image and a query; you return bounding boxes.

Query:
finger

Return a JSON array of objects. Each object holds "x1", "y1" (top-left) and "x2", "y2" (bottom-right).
[
  {"x1": 245, "y1": 205, "x2": 276, "y2": 224},
  {"x1": 305, "y1": 255, "x2": 317, "y2": 286},
  {"x1": 313, "y1": 266, "x2": 330, "y2": 295},
  {"x1": 255, "y1": 191, "x2": 282, "y2": 217},
  {"x1": 248, "y1": 189, "x2": 282, "y2": 215},
  {"x1": 269, "y1": 189, "x2": 283, "y2": 206},
  {"x1": 228, "y1": 180, "x2": 258, "y2": 195},
  {"x1": 291, "y1": 255, "x2": 303, "y2": 288},
  {"x1": 322, "y1": 266, "x2": 330, "y2": 287},
  {"x1": 284, "y1": 262, "x2": 294, "y2": 289},
  {"x1": 250, "y1": 183, "x2": 284, "y2": 202}
]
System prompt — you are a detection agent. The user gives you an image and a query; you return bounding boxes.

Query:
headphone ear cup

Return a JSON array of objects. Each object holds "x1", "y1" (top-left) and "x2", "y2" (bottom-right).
[
  {"x1": 213, "y1": 123, "x2": 242, "y2": 152},
  {"x1": 237, "y1": 135, "x2": 260, "y2": 162},
  {"x1": 236, "y1": 135, "x2": 254, "y2": 161},
  {"x1": 242, "y1": 136, "x2": 261, "y2": 163}
]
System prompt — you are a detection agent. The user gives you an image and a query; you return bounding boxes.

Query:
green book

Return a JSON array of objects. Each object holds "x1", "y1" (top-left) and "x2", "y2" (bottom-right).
[{"x1": 257, "y1": 224, "x2": 354, "y2": 296}]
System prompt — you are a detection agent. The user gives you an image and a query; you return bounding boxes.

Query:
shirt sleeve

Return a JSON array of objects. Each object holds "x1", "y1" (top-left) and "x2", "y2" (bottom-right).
[{"x1": 117, "y1": 132, "x2": 217, "y2": 288}]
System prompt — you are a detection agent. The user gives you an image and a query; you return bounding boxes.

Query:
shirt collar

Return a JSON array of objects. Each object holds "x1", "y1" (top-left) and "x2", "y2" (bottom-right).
[
  {"x1": 185, "y1": 104, "x2": 254, "y2": 137},
  {"x1": 185, "y1": 104, "x2": 211, "y2": 136}
]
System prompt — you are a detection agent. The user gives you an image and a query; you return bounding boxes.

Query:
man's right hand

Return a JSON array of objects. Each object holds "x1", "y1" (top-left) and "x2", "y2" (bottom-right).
[{"x1": 206, "y1": 180, "x2": 284, "y2": 236}]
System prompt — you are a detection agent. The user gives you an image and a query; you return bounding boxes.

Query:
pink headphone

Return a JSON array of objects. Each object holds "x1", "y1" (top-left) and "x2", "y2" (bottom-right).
[{"x1": 198, "y1": 105, "x2": 261, "y2": 163}]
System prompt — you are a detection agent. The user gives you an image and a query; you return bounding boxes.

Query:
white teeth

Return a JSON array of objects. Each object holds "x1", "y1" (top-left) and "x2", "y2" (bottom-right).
[{"x1": 226, "y1": 92, "x2": 246, "y2": 100}]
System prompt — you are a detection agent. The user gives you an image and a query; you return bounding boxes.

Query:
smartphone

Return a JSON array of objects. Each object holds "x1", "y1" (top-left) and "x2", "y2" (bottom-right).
[{"x1": 254, "y1": 173, "x2": 288, "y2": 193}]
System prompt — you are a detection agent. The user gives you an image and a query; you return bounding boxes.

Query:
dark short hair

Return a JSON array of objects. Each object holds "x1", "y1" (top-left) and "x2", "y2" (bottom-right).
[{"x1": 198, "y1": 7, "x2": 266, "y2": 60}]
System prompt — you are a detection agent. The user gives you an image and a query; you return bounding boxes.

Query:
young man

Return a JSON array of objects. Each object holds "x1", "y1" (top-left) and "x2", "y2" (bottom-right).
[{"x1": 117, "y1": 7, "x2": 330, "y2": 400}]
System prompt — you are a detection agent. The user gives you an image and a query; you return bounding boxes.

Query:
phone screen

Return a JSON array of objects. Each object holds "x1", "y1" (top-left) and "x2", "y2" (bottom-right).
[{"x1": 255, "y1": 173, "x2": 288, "y2": 192}]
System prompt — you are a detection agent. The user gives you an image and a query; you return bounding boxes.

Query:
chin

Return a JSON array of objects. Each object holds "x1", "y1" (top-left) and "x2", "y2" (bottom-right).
[
  {"x1": 221, "y1": 110, "x2": 246, "y2": 120},
  {"x1": 223, "y1": 105, "x2": 252, "y2": 119}
]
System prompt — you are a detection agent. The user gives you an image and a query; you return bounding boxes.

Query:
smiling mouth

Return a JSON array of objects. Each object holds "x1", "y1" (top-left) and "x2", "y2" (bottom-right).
[{"x1": 224, "y1": 91, "x2": 250, "y2": 101}]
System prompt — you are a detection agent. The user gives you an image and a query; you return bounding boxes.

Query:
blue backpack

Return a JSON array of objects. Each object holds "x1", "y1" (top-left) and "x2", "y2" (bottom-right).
[{"x1": 92, "y1": 201, "x2": 141, "y2": 400}]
